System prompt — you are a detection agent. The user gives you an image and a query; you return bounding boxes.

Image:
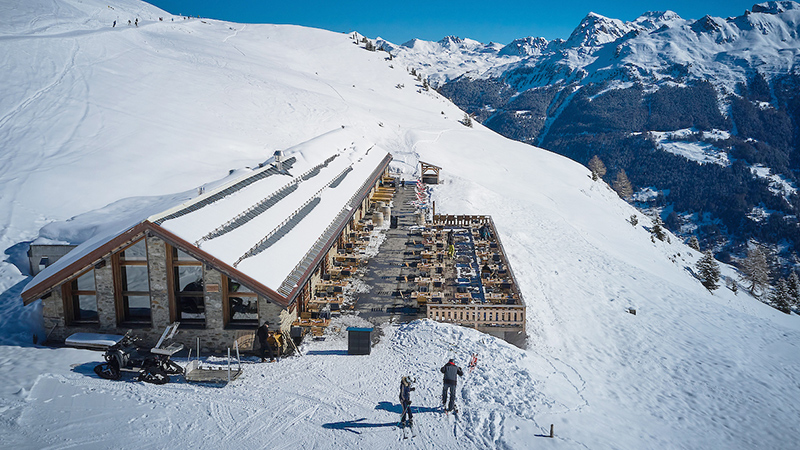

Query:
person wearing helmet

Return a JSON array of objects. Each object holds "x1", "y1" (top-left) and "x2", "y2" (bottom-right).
[
  {"x1": 399, "y1": 376, "x2": 415, "y2": 426},
  {"x1": 440, "y1": 359, "x2": 463, "y2": 412}
]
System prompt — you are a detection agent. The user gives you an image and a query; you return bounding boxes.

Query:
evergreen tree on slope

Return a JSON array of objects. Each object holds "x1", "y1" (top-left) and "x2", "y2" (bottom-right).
[
  {"x1": 788, "y1": 271, "x2": 800, "y2": 309},
  {"x1": 696, "y1": 250, "x2": 721, "y2": 291},
  {"x1": 771, "y1": 278, "x2": 792, "y2": 314}
]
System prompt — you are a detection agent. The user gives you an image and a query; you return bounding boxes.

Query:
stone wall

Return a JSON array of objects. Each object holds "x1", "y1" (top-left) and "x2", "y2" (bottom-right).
[{"x1": 43, "y1": 234, "x2": 294, "y2": 354}]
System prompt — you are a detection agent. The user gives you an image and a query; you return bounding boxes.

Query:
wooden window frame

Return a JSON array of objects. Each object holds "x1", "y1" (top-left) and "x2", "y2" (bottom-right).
[
  {"x1": 62, "y1": 268, "x2": 99, "y2": 326},
  {"x1": 112, "y1": 238, "x2": 152, "y2": 326},
  {"x1": 222, "y1": 275, "x2": 259, "y2": 329},
  {"x1": 166, "y1": 244, "x2": 205, "y2": 328}
]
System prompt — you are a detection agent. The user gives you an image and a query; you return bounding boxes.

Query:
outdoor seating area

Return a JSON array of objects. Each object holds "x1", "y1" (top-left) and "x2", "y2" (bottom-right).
[
  {"x1": 415, "y1": 215, "x2": 525, "y2": 329},
  {"x1": 292, "y1": 179, "x2": 398, "y2": 336}
]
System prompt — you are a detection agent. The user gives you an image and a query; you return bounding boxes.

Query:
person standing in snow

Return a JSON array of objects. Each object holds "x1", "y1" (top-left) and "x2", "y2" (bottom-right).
[
  {"x1": 256, "y1": 322, "x2": 274, "y2": 362},
  {"x1": 440, "y1": 359, "x2": 463, "y2": 411},
  {"x1": 135, "y1": 18, "x2": 138, "y2": 26},
  {"x1": 399, "y1": 376, "x2": 415, "y2": 426},
  {"x1": 112, "y1": 20, "x2": 116, "y2": 27}
]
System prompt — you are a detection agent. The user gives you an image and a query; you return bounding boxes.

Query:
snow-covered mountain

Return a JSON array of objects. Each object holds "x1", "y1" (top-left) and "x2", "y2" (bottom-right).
[
  {"x1": 0, "y1": 1, "x2": 799, "y2": 449},
  {"x1": 390, "y1": 2, "x2": 800, "y2": 92},
  {"x1": 390, "y1": 2, "x2": 800, "y2": 269}
]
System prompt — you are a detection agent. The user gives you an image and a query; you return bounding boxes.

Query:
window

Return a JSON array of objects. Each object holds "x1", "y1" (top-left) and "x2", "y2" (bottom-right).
[
  {"x1": 223, "y1": 276, "x2": 258, "y2": 327},
  {"x1": 64, "y1": 269, "x2": 98, "y2": 324},
  {"x1": 168, "y1": 246, "x2": 205, "y2": 326},
  {"x1": 114, "y1": 238, "x2": 151, "y2": 324}
]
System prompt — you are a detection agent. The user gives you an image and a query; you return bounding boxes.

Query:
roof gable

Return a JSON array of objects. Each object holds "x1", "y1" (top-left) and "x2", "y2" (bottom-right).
[{"x1": 22, "y1": 131, "x2": 391, "y2": 306}]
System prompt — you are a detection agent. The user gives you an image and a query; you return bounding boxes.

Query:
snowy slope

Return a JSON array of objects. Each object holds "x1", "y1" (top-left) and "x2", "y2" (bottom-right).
[{"x1": 0, "y1": 1, "x2": 799, "y2": 449}]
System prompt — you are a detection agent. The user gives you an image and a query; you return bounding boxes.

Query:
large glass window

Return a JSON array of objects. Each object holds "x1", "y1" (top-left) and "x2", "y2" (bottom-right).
[
  {"x1": 65, "y1": 269, "x2": 98, "y2": 324},
  {"x1": 224, "y1": 276, "x2": 258, "y2": 327},
  {"x1": 115, "y1": 238, "x2": 151, "y2": 324},
  {"x1": 169, "y1": 247, "x2": 205, "y2": 326}
]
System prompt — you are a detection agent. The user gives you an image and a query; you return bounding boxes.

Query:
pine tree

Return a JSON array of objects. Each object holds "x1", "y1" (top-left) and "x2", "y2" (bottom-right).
[
  {"x1": 613, "y1": 169, "x2": 633, "y2": 200},
  {"x1": 787, "y1": 271, "x2": 800, "y2": 308},
  {"x1": 771, "y1": 278, "x2": 792, "y2": 313},
  {"x1": 461, "y1": 113, "x2": 473, "y2": 128},
  {"x1": 650, "y1": 216, "x2": 666, "y2": 242},
  {"x1": 587, "y1": 155, "x2": 607, "y2": 181},
  {"x1": 725, "y1": 276, "x2": 739, "y2": 294},
  {"x1": 688, "y1": 236, "x2": 700, "y2": 251},
  {"x1": 629, "y1": 214, "x2": 638, "y2": 227},
  {"x1": 740, "y1": 246, "x2": 770, "y2": 296},
  {"x1": 696, "y1": 250, "x2": 721, "y2": 291}
]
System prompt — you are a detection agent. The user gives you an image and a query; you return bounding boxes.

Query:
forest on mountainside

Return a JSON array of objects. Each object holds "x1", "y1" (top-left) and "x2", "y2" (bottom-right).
[{"x1": 439, "y1": 73, "x2": 800, "y2": 272}]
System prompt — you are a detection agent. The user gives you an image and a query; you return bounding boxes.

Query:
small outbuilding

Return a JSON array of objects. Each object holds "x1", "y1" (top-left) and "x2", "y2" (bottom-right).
[{"x1": 419, "y1": 161, "x2": 441, "y2": 185}]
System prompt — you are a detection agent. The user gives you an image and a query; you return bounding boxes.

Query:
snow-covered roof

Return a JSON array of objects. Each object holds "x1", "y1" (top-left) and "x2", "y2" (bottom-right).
[{"x1": 22, "y1": 129, "x2": 391, "y2": 305}]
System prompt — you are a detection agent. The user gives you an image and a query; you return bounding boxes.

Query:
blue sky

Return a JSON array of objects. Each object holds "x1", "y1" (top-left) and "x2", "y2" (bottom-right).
[{"x1": 145, "y1": 1, "x2": 761, "y2": 44}]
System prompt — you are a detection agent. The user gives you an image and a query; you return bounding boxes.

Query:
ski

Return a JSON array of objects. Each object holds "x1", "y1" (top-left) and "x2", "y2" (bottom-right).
[{"x1": 399, "y1": 420, "x2": 416, "y2": 439}]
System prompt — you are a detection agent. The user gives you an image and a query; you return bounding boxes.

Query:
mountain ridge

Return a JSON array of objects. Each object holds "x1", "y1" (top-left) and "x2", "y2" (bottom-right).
[{"x1": 388, "y1": 1, "x2": 800, "y2": 271}]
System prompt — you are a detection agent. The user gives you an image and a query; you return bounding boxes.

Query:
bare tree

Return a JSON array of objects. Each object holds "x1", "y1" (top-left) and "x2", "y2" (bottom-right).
[
  {"x1": 740, "y1": 245, "x2": 770, "y2": 296},
  {"x1": 613, "y1": 169, "x2": 633, "y2": 200},
  {"x1": 588, "y1": 155, "x2": 606, "y2": 181}
]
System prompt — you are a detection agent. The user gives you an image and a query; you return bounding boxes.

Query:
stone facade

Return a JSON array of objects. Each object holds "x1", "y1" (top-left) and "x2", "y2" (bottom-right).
[{"x1": 37, "y1": 166, "x2": 389, "y2": 353}]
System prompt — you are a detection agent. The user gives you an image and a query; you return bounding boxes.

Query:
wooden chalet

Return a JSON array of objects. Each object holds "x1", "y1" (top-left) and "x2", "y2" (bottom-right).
[{"x1": 21, "y1": 134, "x2": 392, "y2": 352}]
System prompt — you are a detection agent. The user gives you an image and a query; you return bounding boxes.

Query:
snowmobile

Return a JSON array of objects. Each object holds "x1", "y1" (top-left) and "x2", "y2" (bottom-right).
[{"x1": 93, "y1": 323, "x2": 184, "y2": 384}]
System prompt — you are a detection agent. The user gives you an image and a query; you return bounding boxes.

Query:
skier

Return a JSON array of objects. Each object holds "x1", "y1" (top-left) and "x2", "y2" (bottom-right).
[
  {"x1": 440, "y1": 359, "x2": 463, "y2": 412},
  {"x1": 256, "y1": 322, "x2": 274, "y2": 362},
  {"x1": 135, "y1": 18, "x2": 138, "y2": 26},
  {"x1": 399, "y1": 376, "x2": 415, "y2": 427}
]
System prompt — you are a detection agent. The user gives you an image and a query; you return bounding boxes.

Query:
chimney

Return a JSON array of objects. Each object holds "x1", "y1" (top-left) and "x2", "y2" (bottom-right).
[{"x1": 274, "y1": 150, "x2": 284, "y2": 172}]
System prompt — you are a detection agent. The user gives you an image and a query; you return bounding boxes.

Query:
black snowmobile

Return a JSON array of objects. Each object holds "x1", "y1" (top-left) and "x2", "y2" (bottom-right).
[{"x1": 94, "y1": 323, "x2": 184, "y2": 384}]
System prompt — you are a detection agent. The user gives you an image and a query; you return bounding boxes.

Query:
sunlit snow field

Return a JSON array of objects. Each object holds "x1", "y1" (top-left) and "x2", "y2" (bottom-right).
[{"x1": 0, "y1": 1, "x2": 799, "y2": 448}]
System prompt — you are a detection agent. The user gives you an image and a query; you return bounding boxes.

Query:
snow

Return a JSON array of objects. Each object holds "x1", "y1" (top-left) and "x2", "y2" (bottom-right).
[
  {"x1": 650, "y1": 129, "x2": 731, "y2": 166},
  {"x1": 1, "y1": 1, "x2": 800, "y2": 449},
  {"x1": 751, "y1": 164, "x2": 798, "y2": 199}
]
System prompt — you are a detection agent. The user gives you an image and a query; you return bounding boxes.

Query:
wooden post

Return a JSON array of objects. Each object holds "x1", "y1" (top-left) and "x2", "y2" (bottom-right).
[
  {"x1": 550, "y1": 424, "x2": 554, "y2": 438},
  {"x1": 433, "y1": 200, "x2": 435, "y2": 217}
]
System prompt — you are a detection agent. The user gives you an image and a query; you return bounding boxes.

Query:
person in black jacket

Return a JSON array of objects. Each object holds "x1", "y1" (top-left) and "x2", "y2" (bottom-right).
[
  {"x1": 399, "y1": 376, "x2": 415, "y2": 426},
  {"x1": 440, "y1": 359, "x2": 463, "y2": 411},
  {"x1": 256, "y1": 322, "x2": 274, "y2": 362}
]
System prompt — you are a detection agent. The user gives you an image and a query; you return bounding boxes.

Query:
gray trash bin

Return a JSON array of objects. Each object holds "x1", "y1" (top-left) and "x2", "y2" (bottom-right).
[{"x1": 346, "y1": 327, "x2": 373, "y2": 355}]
